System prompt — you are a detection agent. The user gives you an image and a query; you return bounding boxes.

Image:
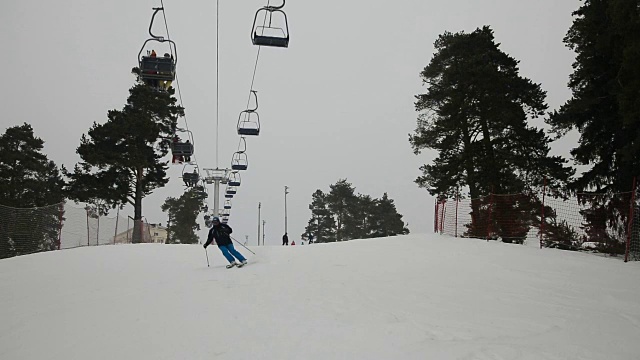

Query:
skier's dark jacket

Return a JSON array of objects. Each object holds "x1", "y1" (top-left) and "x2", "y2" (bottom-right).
[{"x1": 205, "y1": 223, "x2": 233, "y2": 247}]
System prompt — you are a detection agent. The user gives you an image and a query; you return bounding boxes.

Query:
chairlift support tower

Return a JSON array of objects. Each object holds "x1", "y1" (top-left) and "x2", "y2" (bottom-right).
[{"x1": 203, "y1": 168, "x2": 230, "y2": 218}]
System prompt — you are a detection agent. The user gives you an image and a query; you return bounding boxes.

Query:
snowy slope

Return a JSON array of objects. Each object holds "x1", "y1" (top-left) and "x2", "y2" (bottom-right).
[{"x1": 1, "y1": 235, "x2": 640, "y2": 360}]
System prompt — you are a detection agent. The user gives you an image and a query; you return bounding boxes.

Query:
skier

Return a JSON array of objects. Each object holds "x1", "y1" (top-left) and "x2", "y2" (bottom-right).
[
  {"x1": 282, "y1": 233, "x2": 289, "y2": 246},
  {"x1": 204, "y1": 216, "x2": 247, "y2": 268}
]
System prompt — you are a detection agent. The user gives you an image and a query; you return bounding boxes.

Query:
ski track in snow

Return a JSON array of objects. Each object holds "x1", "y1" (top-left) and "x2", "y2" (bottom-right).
[{"x1": 1, "y1": 235, "x2": 640, "y2": 359}]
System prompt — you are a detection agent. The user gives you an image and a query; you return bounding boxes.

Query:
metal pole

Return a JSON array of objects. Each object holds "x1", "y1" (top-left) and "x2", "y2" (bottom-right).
[
  {"x1": 57, "y1": 203, "x2": 64, "y2": 250},
  {"x1": 85, "y1": 208, "x2": 90, "y2": 246},
  {"x1": 625, "y1": 176, "x2": 637, "y2": 262},
  {"x1": 114, "y1": 207, "x2": 120, "y2": 245},
  {"x1": 284, "y1": 186, "x2": 289, "y2": 235},
  {"x1": 487, "y1": 187, "x2": 495, "y2": 241},
  {"x1": 455, "y1": 188, "x2": 459, "y2": 238},
  {"x1": 540, "y1": 177, "x2": 547, "y2": 249},
  {"x1": 96, "y1": 215, "x2": 100, "y2": 246},
  {"x1": 258, "y1": 202, "x2": 261, "y2": 246},
  {"x1": 213, "y1": 179, "x2": 221, "y2": 218},
  {"x1": 262, "y1": 220, "x2": 266, "y2": 246}
]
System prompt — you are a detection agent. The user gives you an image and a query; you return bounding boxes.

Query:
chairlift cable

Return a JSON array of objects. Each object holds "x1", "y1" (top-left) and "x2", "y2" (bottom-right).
[
  {"x1": 216, "y1": 0, "x2": 220, "y2": 168},
  {"x1": 236, "y1": 0, "x2": 271, "y2": 149},
  {"x1": 157, "y1": 0, "x2": 200, "y2": 177}
]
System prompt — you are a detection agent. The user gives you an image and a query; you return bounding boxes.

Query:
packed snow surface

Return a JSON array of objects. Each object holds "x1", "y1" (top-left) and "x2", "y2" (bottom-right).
[{"x1": 1, "y1": 235, "x2": 640, "y2": 359}]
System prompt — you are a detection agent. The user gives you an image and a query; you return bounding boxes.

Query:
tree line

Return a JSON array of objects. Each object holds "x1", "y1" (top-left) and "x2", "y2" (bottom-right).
[
  {"x1": 410, "y1": 1, "x2": 639, "y2": 248},
  {"x1": 302, "y1": 179, "x2": 409, "y2": 243}
]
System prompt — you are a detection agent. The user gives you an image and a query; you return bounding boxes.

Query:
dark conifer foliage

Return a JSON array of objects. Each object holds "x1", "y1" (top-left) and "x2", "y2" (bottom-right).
[
  {"x1": 65, "y1": 84, "x2": 184, "y2": 243},
  {"x1": 546, "y1": 1, "x2": 640, "y2": 252},
  {"x1": 162, "y1": 186, "x2": 208, "y2": 244},
  {"x1": 303, "y1": 180, "x2": 409, "y2": 243},
  {"x1": 548, "y1": 0, "x2": 640, "y2": 192},
  {"x1": 0, "y1": 124, "x2": 65, "y2": 258},
  {"x1": 410, "y1": 26, "x2": 573, "y2": 238}
]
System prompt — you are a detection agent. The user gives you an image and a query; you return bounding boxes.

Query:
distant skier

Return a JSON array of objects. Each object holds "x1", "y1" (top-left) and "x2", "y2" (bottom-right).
[
  {"x1": 204, "y1": 216, "x2": 247, "y2": 268},
  {"x1": 282, "y1": 233, "x2": 289, "y2": 246},
  {"x1": 291, "y1": 241, "x2": 295, "y2": 246}
]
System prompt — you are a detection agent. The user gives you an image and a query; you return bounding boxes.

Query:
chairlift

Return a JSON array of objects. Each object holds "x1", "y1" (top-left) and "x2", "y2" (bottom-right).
[
  {"x1": 231, "y1": 138, "x2": 248, "y2": 171},
  {"x1": 251, "y1": 0, "x2": 290, "y2": 48},
  {"x1": 171, "y1": 128, "x2": 194, "y2": 164},
  {"x1": 137, "y1": 8, "x2": 178, "y2": 88},
  {"x1": 225, "y1": 193, "x2": 234, "y2": 199},
  {"x1": 237, "y1": 91, "x2": 260, "y2": 136},
  {"x1": 182, "y1": 165, "x2": 199, "y2": 187},
  {"x1": 226, "y1": 185, "x2": 237, "y2": 195},
  {"x1": 194, "y1": 184, "x2": 208, "y2": 198},
  {"x1": 224, "y1": 200, "x2": 232, "y2": 210},
  {"x1": 231, "y1": 152, "x2": 248, "y2": 171},
  {"x1": 227, "y1": 171, "x2": 241, "y2": 187}
]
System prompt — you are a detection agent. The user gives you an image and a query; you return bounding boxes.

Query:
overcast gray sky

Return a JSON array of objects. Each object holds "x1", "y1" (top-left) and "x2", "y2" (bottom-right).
[{"x1": 1, "y1": 0, "x2": 581, "y2": 245}]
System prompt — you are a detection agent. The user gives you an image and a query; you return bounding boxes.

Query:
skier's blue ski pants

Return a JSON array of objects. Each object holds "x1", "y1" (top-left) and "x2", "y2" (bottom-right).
[{"x1": 218, "y1": 243, "x2": 246, "y2": 264}]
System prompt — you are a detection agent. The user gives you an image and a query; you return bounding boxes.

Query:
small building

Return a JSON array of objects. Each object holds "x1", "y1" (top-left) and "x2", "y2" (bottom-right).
[{"x1": 114, "y1": 223, "x2": 167, "y2": 244}]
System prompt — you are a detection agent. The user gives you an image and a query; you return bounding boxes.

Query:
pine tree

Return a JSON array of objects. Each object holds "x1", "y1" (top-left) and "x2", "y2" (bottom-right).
[
  {"x1": 546, "y1": 1, "x2": 639, "y2": 249},
  {"x1": 161, "y1": 186, "x2": 207, "y2": 244},
  {"x1": 370, "y1": 193, "x2": 410, "y2": 238},
  {"x1": 327, "y1": 180, "x2": 359, "y2": 242},
  {"x1": 304, "y1": 190, "x2": 336, "y2": 243},
  {"x1": 65, "y1": 84, "x2": 184, "y2": 243},
  {"x1": 304, "y1": 181, "x2": 410, "y2": 242},
  {"x1": 410, "y1": 26, "x2": 573, "y2": 239},
  {"x1": 548, "y1": 0, "x2": 640, "y2": 192},
  {"x1": 0, "y1": 123, "x2": 65, "y2": 258}
]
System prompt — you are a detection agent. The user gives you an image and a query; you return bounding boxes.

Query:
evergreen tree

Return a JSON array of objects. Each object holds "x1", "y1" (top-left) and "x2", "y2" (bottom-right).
[
  {"x1": 303, "y1": 181, "x2": 409, "y2": 242},
  {"x1": 546, "y1": 1, "x2": 639, "y2": 249},
  {"x1": 548, "y1": 0, "x2": 640, "y2": 192},
  {"x1": 304, "y1": 190, "x2": 336, "y2": 243},
  {"x1": 0, "y1": 123, "x2": 65, "y2": 258},
  {"x1": 369, "y1": 193, "x2": 410, "y2": 238},
  {"x1": 65, "y1": 84, "x2": 184, "y2": 243},
  {"x1": 161, "y1": 186, "x2": 207, "y2": 244},
  {"x1": 410, "y1": 26, "x2": 573, "y2": 239},
  {"x1": 327, "y1": 180, "x2": 359, "y2": 242}
]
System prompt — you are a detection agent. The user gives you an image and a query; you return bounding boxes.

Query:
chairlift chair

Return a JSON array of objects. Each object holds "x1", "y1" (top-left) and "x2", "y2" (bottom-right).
[
  {"x1": 251, "y1": 0, "x2": 290, "y2": 48},
  {"x1": 231, "y1": 151, "x2": 248, "y2": 171},
  {"x1": 226, "y1": 185, "x2": 237, "y2": 195},
  {"x1": 227, "y1": 171, "x2": 241, "y2": 187},
  {"x1": 172, "y1": 142, "x2": 194, "y2": 158},
  {"x1": 223, "y1": 200, "x2": 232, "y2": 210},
  {"x1": 137, "y1": 8, "x2": 178, "y2": 86},
  {"x1": 182, "y1": 172, "x2": 200, "y2": 187},
  {"x1": 237, "y1": 90, "x2": 260, "y2": 136}
]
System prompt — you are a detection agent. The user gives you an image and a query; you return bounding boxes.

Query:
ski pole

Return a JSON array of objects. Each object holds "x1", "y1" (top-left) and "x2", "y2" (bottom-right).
[
  {"x1": 231, "y1": 236, "x2": 256, "y2": 255},
  {"x1": 205, "y1": 247, "x2": 210, "y2": 267}
]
